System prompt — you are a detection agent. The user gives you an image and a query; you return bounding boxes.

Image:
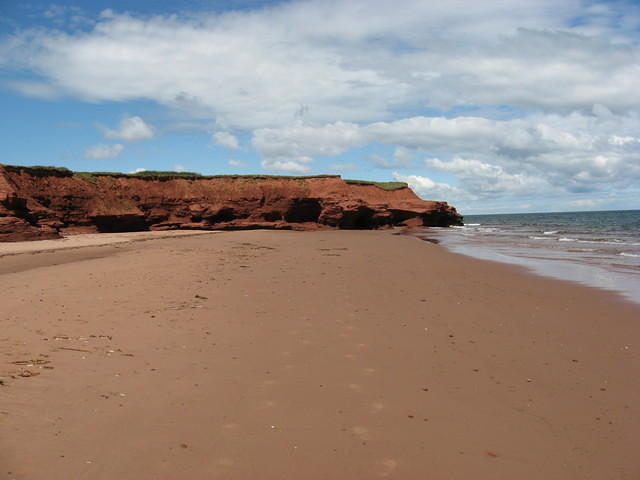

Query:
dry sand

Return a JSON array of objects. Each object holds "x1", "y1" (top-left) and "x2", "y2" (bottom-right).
[
  {"x1": 0, "y1": 230, "x2": 218, "y2": 258},
  {"x1": 1, "y1": 229, "x2": 639, "y2": 479}
]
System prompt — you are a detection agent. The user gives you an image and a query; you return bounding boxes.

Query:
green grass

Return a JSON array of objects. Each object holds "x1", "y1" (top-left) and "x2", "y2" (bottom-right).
[
  {"x1": 75, "y1": 171, "x2": 119, "y2": 183},
  {"x1": 344, "y1": 179, "x2": 408, "y2": 190},
  {"x1": 133, "y1": 170, "x2": 203, "y2": 177},
  {"x1": 2, "y1": 164, "x2": 407, "y2": 190},
  {"x1": 2, "y1": 165, "x2": 73, "y2": 177},
  {"x1": 192, "y1": 174, "x2": 339, "y2": 180},
  {"x1": 74, "y1": 171, "x2": 341, "y2": 181},
  {"x1": 76, "y1": 170, "x2": 203, "y2": 182}
]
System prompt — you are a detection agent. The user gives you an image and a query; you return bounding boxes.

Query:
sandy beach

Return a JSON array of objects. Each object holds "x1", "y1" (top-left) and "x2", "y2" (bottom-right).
[{"x1": 1, "y1": 229, "x2": 639, "y2": 479}]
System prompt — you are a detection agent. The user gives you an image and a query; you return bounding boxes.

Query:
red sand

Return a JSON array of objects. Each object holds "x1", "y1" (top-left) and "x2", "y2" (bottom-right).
[{"x1": 1, "y1": 230, "x2": 639, "y2": 479}]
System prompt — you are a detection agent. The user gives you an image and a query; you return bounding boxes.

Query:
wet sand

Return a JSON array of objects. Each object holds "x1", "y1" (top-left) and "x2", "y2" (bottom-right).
[{"x1": 1, "y1": 230, "x2": 639, "y2": 479}]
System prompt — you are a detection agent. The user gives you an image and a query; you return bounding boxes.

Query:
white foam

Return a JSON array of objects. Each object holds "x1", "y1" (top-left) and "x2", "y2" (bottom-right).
[
  {"x1": 530, "y1": 236, "x2": 553, "y2": 240},
  {"x1": 543, "y1": 230, "x2": 558, "y2": 235},
  {"x1": 577, "y1": 239, "x2": 627, "y2": 245},
  {"x1": 466, "y1": 223, "x2": 481, "y2": 226},
  {"x1": 619, "y1": 252, "x2": 640, "y2": 258},
  {"x1": 558, "y1": 237, "x2": 577, "y2": 242}
]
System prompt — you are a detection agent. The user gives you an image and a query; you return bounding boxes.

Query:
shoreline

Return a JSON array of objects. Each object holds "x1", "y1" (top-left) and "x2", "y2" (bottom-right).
[
  {"x1": 415, "y1": 226, "x2": 640, "y2": 306},
  {"x1": 2, "y1": 230, "x2": 639, "y2": 479}
]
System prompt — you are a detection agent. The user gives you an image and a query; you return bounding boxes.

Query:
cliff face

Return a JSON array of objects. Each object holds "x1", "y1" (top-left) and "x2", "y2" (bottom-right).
[{"x1": 0, "y1": 165, "x2": 462, "y2": 242}]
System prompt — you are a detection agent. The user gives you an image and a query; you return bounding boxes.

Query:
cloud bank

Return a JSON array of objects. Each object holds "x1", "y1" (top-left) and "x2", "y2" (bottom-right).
[{"x1": 252, "y1": 113, "x2": 640, "y2": 199}]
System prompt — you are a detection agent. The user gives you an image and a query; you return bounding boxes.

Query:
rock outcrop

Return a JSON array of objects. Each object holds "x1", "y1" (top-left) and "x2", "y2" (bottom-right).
[{"x1": 0, "y1": 165, "x2": 462, "y2": 242}]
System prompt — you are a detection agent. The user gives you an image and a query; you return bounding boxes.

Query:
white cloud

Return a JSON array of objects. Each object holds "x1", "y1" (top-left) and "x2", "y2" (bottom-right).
[
  {"x1": 129, "y1": 167, "x2": 146, "y2": 173},
  {"x1": 425, "y1": 157, "x2": 549, "y2": 199},
  {"x1": 174, "y1": 164, "x2": 186, "y2": 172},
  {"x1": 608, "y1": 135, "x2": 637, "y2": 146},
  {"x1": 252, "y1": 122, "x2": 363, "y2": 158},
  {"x1": 249, "y1": 112, "x2": 640, "y2": 200},
  {"x1": 227, "y1": 159, "x2": 245, "y2": 167},
  {"x1": 248, "y1": 115, "x2": 592, "y2": 169},
  {"x1": 567, "y1": 199, "x2": 602, "y2": 208},
  {"x1": 392, "y1": 173, "x2": 466, "y2": 202},
  {"x1": 5, "y1": 1, "x2": 638, "y2": 129},
  {"x1": 253, "y1": 122, "x2": 363, "y2": 173},
  {"x1": 99, "y1": 115, "x2": 154, "y2": 142},
  {"x1": 84, "y1": 143, "x2": 124, "y2": 159},
  {"x1": 260, "y1": 157, "x2": 312, "y2": 174},
  {"x1": 213, "y1": 131, "x2": 239, "y2": 150}
]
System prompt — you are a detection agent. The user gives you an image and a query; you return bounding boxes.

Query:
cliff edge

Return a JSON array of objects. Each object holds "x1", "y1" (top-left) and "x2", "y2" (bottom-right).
[{"x1": 0, "y1": 165, "x2": 462, "y2": 242}]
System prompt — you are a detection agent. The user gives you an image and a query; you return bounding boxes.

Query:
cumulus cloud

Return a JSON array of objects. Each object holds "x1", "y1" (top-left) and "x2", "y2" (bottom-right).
[
  {"x1": 250, "y1": 112, "x2": 640, "y2": 199},
  {"x1": 392, "y1": 173, "x2": 466, "y2": 202},
  {"x1": 425, "y1": 157, "x2": 549, "y2": 199},
  {"x1": 3, "y1": 0, "x2": 638, "y2": 129},
  {"x1": 252, "y1": 122, "x2": 363, "y2": 158},
  {"x1": 260, "y1": 156, "x2": 313, "y2": 174},
  {"x1": 253, "y1": 122, "x2": 363, "y2": 173},
  {"x1": 84, "y1": 143, "x2": 124, "y2": 159},
  {"x1": 228, "y1": 159, "x2": 245, "y2": 167},
  {"x1": 99, "y1": 115, "x2": 154, "y2": 142},
  {"x1": 212, "y1": 131, "x2": 239, "y2": 150},
  {"x1": 250, "y1": 114, "x2": 595, "y2": 167}
]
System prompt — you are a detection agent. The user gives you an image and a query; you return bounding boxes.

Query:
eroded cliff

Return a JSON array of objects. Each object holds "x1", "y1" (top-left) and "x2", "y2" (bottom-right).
[{"x1": 0, "y1": 165, "x2": 462, "y2": 242}]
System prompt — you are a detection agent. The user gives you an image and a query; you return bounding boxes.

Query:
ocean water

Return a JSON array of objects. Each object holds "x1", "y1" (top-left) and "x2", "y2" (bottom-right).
[{"x1": 418, "y1": 210, "x2": 640, "y2": 304}]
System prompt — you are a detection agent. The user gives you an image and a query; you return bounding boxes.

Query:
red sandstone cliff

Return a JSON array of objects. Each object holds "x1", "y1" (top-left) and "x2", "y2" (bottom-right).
[{"x1": 0, "y1": 165, "x2": 462, "y2": 242}]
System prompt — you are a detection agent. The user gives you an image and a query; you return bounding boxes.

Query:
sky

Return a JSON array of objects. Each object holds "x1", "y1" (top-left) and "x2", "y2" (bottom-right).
[{"x1": 1, "y1": 1, "x2": 639, "y2": 214}]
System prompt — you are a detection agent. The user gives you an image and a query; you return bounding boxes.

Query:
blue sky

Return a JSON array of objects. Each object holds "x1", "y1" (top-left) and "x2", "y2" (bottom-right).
[{"x1": 1, "y1": 0, "x2": 639, "y2": 214}]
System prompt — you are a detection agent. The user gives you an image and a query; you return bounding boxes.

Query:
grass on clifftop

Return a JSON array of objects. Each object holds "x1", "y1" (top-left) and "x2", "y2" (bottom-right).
[
  {"x1": 1, "y1": 164, "x2": 407, "y2": 190},
  {"x1": 76, "y1": 170, "x2": 204, "y2": 181},
  {"x1": 3, "y1": 165, "x2": 74, "y2": 177},
  {"x1": 344, "y1": 179, "x2": 408, "y2": 190},
  {"x1": 74, "y1": 171, "x2": 341, "y2": 183}
]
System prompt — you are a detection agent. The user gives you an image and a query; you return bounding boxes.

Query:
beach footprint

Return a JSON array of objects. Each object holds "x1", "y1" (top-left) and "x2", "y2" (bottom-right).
[
  {"x1": 351, "y1": 426, "x2": 372, "y2": 441},
  {"x1": 375, "y1": 458, "x2": 398, "y2": 477}
]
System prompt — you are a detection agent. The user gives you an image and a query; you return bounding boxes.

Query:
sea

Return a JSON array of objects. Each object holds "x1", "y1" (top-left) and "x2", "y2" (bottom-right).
[{"x1": 417, "y1": 209, "x2": 640, "y2": 304}]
